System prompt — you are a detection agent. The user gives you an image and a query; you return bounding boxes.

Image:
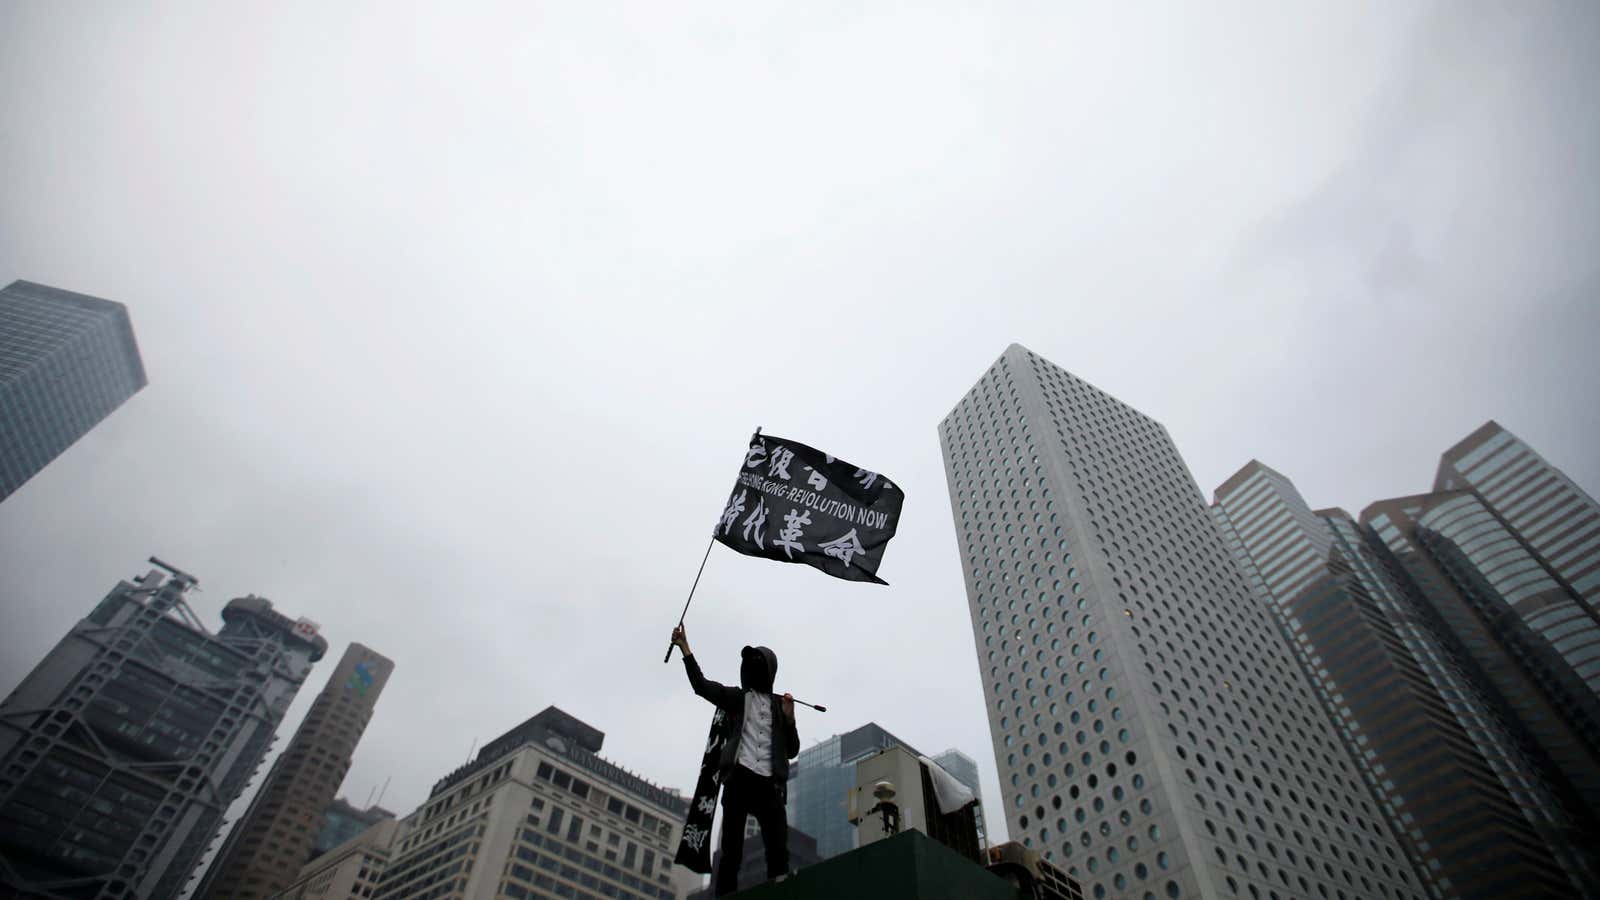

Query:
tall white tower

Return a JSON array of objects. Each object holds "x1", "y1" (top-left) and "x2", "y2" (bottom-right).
[{"x1": 938, "y1": 345, "x2": 1424, "y2": 900}]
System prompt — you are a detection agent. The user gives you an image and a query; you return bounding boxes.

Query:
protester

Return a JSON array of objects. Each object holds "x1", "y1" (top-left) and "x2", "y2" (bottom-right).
[{"x1": 671, "y1": 624, "x2": 799, "y2": 896}]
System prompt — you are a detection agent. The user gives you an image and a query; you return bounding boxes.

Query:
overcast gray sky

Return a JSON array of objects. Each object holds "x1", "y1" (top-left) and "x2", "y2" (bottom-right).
[{"x1": 2, "y1": 0, "x2": 1596, "y2": 871}]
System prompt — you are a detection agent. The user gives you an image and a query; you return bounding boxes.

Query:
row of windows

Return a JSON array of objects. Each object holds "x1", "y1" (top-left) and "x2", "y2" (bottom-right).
[
  {"x1": 533, "y1": 761, "x2": 671, "y2": 840},
  {"x1": 373, "y1": 821, "x2": 481, "y2": 898},
  {"x1": 947, "y1": 350, "x2": 1424, "y2": 900},
  {"x1": 509, "y1": 825, "x2": 672, "y2": 899}
]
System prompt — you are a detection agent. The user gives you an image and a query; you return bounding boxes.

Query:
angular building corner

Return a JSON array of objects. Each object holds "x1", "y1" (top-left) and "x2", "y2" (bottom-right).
[
  {"x1": 0, "y1": 563, "x2": 327, "y2": 899},
  {"x1": 0, "y1": 280, "x2": 147, "y2": 502}
]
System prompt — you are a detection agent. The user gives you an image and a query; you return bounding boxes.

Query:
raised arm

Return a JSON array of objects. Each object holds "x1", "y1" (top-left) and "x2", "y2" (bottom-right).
[{"x1": 673, "y1": 625, "x2": 739, "y2": 707}]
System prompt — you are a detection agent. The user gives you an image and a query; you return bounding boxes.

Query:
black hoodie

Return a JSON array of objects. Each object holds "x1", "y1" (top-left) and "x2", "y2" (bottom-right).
[{"x1": 683, "y1": 645, "x2": 800, "y2": 783}]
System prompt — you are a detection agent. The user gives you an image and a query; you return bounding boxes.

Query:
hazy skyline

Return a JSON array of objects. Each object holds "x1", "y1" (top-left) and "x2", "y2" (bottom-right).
[{"x1": 2, "y1": 0, "x2": 1596, "y2": 873}]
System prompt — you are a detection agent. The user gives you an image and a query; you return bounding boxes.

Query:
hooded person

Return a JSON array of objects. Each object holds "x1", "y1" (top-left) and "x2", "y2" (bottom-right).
[{"x1": 670, "y1": 624, "x2": 799, "y2": 896}]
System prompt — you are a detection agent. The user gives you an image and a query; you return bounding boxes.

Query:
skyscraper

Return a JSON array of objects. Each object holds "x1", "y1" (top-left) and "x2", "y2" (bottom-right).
[
  {"x1": 940, "y1": 345, "x2": 1425, "y2": 900},
  {"x1": 0, "y1": 280, "x2": 147, "y2": 501},
  {"x1": 311, "y1": 797, "x2": 396, "y2": 862},
  {"x1": 927, "y1": 749, "x2": 981, "y2": 800},
  {"x1": 928, "y1": 748, "x2": 986, "y2": 847},
  {"x1": 196, "y1": 644, "x2": 395, "y2": 900},
  {"x1": 1213, "y1": 462, "x2": 1582, "y2": 897},
  {"x1": 372, "y1": 707, "x2": 695, "y2": 900},
  {"x1": 1362, "y1": 493, "x2": 1600, "y2": 820},
  {"x1": 786, "y1": 723, "x2": 920, "y2": 860},
  {"x1": 1435, "y1": 421, "x2": 1600, "y2": 606},
  {"x1": 0, "y1": 563, "x2": 327, "y2": 900}
]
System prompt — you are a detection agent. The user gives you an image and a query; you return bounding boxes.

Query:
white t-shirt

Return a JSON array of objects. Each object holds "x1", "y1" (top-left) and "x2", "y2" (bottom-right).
[{"x1": 735, "y1": 692, "x2": 774, "y2": 777}]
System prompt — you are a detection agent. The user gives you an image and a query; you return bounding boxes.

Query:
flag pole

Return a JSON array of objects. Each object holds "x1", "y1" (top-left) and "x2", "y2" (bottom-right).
[
  {"x1": 664, "y1": 427, "x2": 762, "y2": 664},
  {"x1": 663, "y1": 535, "x2": 716, "y2": 664}
]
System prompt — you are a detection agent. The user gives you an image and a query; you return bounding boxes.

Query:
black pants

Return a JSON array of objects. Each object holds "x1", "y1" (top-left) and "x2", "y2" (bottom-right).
[{"x1": 715, "y1": 765, "x2": 789, "y2": 896}]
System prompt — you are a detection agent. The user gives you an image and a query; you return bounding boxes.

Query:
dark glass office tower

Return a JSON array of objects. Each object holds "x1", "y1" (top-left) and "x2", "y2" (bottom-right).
[
  {"x1": 787, "y1": 723, "x2": 921, "y2": 860},
  {"x1": 196, "y1": 644, "x2": 394, "y2": 900},
  {"x1": 1364, "y1": 495, "x2": 1600, "y2": 806},
  {"x1": 0, "y1": 280, "x2": 146, "y2": 501},
  {"x1": 929, "y1": 748, "x2": 987, "y2": 846},
  {"x1": 1214, "y1": 463, "x2": 1584, "y2": 898},
  {"x1": 940, "y1": 346, "x2": 1424, "y2": 900},
  {"x1": 0, "y1": 563, "x2": 326, "y2": 900},
  {"x1": 311, "y1": 797, "x2": 395, "y2": 861},
  {"x1": 1436, "y1": 421, "x2": 1600, "y2": 608}
]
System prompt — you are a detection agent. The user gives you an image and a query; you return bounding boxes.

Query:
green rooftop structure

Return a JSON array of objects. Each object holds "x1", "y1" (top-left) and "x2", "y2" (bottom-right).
[{"x1": 727, "y1": 830, "x2": 1015, "y2": 900}]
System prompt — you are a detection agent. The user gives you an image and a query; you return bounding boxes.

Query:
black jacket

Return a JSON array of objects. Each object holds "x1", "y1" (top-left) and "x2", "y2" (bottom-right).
[{"x1": 683, "y1": 647, "x2": 800, "y2": 783}]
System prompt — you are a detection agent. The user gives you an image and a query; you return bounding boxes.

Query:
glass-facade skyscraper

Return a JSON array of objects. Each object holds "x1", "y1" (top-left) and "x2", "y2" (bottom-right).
[
  {"x1": 786, "y1": 723, "x2": 920, "y2": 861},
  {"x1": 928, "y1": 749, "x2": 979, "y2": 797},
  {"x1": 940, "y1": 345, "x2": 1426, "y2": 900},
  {"x1": 0, "y1": 564, "x2": 327, "y2": 900},
  {"x1": 1363, "y1": 493, "x2": 1600, "y2": 823},
  {"x1": 1435, "y1": 421, "x2": 1600, "y2": 608},
  {"x1": 0, "y1": 280, "x2": 146, "y2": 501},
  {"x1": 1213, "y1": 463, "x2": 1594, "y2": 897},
  {"x1": 311, "y1": 797, "x2": 396, "y2": 861}
]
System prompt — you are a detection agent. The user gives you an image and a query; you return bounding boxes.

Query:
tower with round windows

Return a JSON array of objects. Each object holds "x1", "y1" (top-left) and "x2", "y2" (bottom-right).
[{"x1": 939, "y1": 345, "x2": 1427, "y2": 900}]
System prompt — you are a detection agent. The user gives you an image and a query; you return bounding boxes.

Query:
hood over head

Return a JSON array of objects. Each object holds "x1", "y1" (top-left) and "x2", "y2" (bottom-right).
[{"x1": 739, "y1": 645, "x2": 778, "y2": 692}]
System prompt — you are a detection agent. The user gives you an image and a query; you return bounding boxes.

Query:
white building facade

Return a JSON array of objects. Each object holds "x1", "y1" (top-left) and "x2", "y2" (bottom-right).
[
  {"x1": 939, "y1": 345, "x2": 1425, "y2": 900},
  {"x1": 370, "y1": 708, "x2": 697, "y2": 900}
]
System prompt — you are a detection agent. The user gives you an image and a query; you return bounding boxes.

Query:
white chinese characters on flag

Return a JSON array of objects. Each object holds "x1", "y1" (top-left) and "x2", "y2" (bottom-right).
[{"x1": 713, "y1": 433, "x2": 904, "y2": 585}]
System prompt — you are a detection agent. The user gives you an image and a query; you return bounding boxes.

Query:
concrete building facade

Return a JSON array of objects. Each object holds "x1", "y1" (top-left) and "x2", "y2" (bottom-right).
[
  {"x1": 0, "y1": 564, "x2": 326, "y2": 899},
  {"x1": 196, "y1": 644, "x2": 395, "y2": 900},
  {"x1": 0, "y1": 280, "x2": 146, "y2": 502},
  {"x1": 940, "y1": 345, "x2": 1426, "y2": 900},
  {"x1": 371, "y1": 707, "x2": 694, "y2": 900}
]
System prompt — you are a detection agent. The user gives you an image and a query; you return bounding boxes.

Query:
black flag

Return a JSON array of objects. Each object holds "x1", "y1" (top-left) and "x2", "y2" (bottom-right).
[
  {"x1": 673, "y1": 707, "x2": 737, "y2": 873},
  {"x1": 713, "y1": 433, "x2": 904, "y2": 585}
]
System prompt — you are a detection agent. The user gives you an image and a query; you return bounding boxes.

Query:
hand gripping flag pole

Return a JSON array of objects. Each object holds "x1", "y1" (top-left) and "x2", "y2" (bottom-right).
[{"x1": 663, "y1": 427, "x2": 763, "y2": 665}]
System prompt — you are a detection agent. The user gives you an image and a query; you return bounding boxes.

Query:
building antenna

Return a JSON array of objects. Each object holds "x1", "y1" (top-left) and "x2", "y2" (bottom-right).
[
  {"x1": 375, "y1": 776, "x2": 392, "y2": 809},
  {"x1": 466, "y1": 737, "x2": 478, "y2": 763},
  {"x1": 364, "y1": 782, "x2": 378, "y2": 808}
]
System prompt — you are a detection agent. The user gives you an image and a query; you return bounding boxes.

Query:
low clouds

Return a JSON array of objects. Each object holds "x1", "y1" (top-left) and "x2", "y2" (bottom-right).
[{"x1": 2, "y1": 1, "x2": 1595, "y2": 866}]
